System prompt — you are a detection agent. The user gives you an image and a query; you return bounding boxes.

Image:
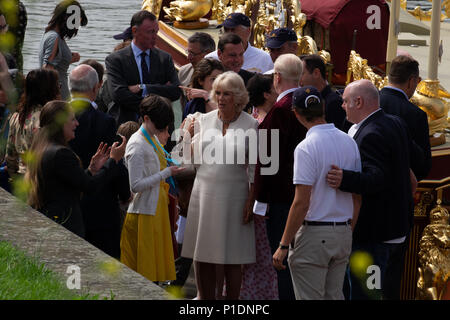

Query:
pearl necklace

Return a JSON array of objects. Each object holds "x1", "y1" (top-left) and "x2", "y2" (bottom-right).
[{"x1": 218, "y1": 111, "x2": 240, "y2": 124}]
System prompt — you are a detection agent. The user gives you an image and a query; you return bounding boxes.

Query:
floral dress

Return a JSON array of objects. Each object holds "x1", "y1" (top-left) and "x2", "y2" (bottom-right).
[
  {"x1": 238, "y1": 108, "x2": 279, "y2": 300},
  {"x1": 5, "y1": 108, "x2": 40, "y2": 176}
]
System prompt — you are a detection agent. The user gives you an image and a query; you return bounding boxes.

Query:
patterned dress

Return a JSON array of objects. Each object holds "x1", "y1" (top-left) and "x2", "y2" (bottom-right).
[
  {"x1": 5, "y1": 108, "x2": 40, "y2": 176},
  {"x1": 238, "y1": 108, "x2": 279, "y2": 300}
]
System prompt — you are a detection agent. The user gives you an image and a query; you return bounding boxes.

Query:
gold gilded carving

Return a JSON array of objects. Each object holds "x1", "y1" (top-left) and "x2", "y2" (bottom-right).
[
  {"x1": 407, "y1": 7, "x2": 447, "y2": 22},
  {"x1": 415, "y1": 191, "x2": 434, "y2": 217},
  {"x1": 142, "y1": 0, "x2": 163, "y2": 19},
  {"x1": 346, "y1": 50, "x2": 388, "y2": 90},
  {"x1": 417, "y1": 189, "x2": 450, "y2": 300},
  {"x1": 163, "y1": 0, "x2": 213, "y2": 22},
  {"x1": 400, "y1": 0, "x2": 450, "y2": 22},
  {"x1": 411, "y1": 80, "x2": 450, "y2": 136}
]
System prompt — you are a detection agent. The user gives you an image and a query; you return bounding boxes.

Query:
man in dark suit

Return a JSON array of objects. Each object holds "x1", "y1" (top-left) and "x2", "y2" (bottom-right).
[
  {"x1": 251, "y1": 53, "x2": 307, "y2": 300},
  {"x1": 380, "y1": 55, "x2": 431, "y2": 181},
  {"x1": 105, "y1": 10, "x2": 181, "y2": 125},
  {"x1": 299, "y1": 54, "x2": 347, "y2": 131},
  {"x1": 327, "y1": 79, "x2": 415, "y2": 300},
  {"x1": 69, "y1": 64, "x2": 129, "y2": 258},
  {"x1": 69, "y1": 64, "x2": 116, "y2": 168}
]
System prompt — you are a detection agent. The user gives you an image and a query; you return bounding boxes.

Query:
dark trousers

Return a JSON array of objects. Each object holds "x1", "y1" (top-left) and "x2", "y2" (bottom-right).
[
  {"x1": 171, "y1": 243, "x2": 193, "y2": 287},
  {"x1": 266, "y1": 202, "x2": 296, "y2": 300},
  {"x1": 86, "y1": 228, "x2": 121, "y2": 259},
  {"x1": 348, "y1": 238, "x2": 408, "y2": 300}
]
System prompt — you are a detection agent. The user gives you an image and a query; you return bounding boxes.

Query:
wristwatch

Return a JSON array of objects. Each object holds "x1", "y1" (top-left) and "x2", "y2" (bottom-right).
[{"x1": 279, "y1": 242, "x2": 289, "y2": 250}]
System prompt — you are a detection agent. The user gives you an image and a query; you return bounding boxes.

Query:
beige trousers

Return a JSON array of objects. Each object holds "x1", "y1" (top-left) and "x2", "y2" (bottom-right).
[{"x1": 287, "y1": 224, "x2": 352, "y2": 300}]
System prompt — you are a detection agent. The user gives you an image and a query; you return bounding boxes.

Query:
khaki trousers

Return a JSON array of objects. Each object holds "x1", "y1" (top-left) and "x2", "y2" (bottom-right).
[{"x1": 287, "y1": 224, "x2": 352, "y2": 300}]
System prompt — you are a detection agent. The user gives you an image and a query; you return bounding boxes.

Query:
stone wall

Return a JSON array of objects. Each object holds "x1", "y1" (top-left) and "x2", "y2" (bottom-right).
[{"x1": 0, "y1": 188, "x2": 169, "y2": 300}]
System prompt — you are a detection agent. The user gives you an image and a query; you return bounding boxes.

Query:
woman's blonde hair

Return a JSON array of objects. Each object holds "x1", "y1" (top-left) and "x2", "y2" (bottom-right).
[{"x1": 210, "y1": 71, "x2": 249, "y2": 112}]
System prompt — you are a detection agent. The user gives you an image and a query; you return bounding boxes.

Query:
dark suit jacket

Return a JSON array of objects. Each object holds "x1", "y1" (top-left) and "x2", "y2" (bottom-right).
[
  {"x1": 379, "y1": 87, "x2": 431, "y2": 180},
  {"x1": 105, "y1": 45, "x2": 181, "y2": 124},
  {"x1": 253, "y1": 92, "x2": 307, "y2": 206},
  {"x1": 339, "y1": 110, "x2": 414, "y2": 243},
  {"x1": 83, "y1": 160, "x2": 130, "y2": 258},
  {"x1": 68, "y1": 99, "x2": 129, "y2": 256},
  {"x1": 39, "y1": 144, "x2": 119, "y2": 238},
  {"x1": 69, "y1": 100, "x2": 117, "y2": 169},
  {"x1": 321, "y1": 85, "x2": 346, "y2": 131}
]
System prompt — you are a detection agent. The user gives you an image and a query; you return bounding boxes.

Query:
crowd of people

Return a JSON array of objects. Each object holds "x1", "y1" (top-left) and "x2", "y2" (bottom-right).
[{"x1": 0, "y1": 1, "x2": 432, "y2": 301}]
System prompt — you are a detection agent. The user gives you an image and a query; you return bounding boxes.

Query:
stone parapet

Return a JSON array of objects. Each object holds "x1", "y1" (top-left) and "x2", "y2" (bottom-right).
[{"x1": 0, "y1": 188, "x2": 169, "y2": 300}]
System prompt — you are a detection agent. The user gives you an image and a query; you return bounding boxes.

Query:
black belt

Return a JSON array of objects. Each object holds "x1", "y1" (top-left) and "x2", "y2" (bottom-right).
[{"x1": 303, "y1": 220, "x2": 351, "y2": 226}]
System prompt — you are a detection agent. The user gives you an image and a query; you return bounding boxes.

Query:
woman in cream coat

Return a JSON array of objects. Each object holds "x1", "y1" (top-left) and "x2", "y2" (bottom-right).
[
  {"x1": 120, "y1": 95, "x2": 184, "y2": 282},
  {"x1": 182, "y1": 71, "x2": 258, "y2": 299}
]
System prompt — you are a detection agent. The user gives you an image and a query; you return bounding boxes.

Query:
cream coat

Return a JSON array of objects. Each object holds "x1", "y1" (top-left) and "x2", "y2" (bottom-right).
[{"x1": 125, "y1": 129, "x2": 172, "y2": 215}]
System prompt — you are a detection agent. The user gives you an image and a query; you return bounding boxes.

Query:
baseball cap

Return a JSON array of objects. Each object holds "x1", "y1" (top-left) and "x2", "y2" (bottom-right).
[
  {"x1": 292, "y1": 86, "x2": 323, "y2": 110},
  {"x1": 217, "y1": 13, "x2": 251, "y2": 28},
  {"x1": 265, "y1": 28, "x2": 297, "y2": 49},
  {"x1": 113, "y1": 27, "x2": 132, "y2": 40}
]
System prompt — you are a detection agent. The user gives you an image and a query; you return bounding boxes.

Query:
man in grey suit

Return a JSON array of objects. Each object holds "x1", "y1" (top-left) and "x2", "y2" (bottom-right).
[{"x1": 105, "y1": 10, "x2": 181, "y2": 125}]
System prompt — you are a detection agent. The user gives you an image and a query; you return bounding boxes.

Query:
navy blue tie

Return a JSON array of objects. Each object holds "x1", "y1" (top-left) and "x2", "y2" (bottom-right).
[{"x1": 140, "y1": 51, "x2": 151, "y2": 84}]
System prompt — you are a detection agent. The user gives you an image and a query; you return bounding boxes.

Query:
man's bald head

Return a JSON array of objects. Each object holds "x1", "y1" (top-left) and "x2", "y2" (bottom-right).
[
  {"x1": 348, "y1": 79, "x2": 380, "y2": 108},
  {"x1": 69, "y1": 64, "x2": 99, "y2": 93},
  {"x1": 342, "y1": 79, "x2": 380, "y2": 124}
]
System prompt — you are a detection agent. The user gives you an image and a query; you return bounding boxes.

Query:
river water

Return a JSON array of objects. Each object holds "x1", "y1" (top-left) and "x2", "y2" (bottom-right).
[
  {"x1": 21, "y1": 0, "x2": 141, "y2": 75},
  {"x1": 20, "y1": 0, "x2": 443, "y2": 75}
]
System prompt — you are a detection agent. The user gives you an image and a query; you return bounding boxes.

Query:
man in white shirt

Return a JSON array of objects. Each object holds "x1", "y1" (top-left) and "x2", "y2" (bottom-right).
[
  {"x1": 205, "y1": 13, "x2": 273, "y2": 74},
  {"x1": 273, "y1": 86, "x2": 362, "y2": 300}
]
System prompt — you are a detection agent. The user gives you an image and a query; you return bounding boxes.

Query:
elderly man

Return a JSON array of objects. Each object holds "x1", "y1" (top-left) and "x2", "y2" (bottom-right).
[
  {"x1": 178, "y1": 32, "x2": 215, "y2": 107},
  {"x1": 69, "y1": 63, "x2": 128, "y2": 259},
  {"x1": 299, "y1": 54, "x2": 347, "y2": 130},
  {"x1": 69, "y1": 64, "x2": 116, "y2": 169},
  {"x1": 105, "y1": 10, "x2": 181, "y2": 125},
  {"x1": 206, "y1": 13, "x2": 273, "y2": 74},
  {"x1": 179, "y1": 32, "x2": 215, "y2": 88},
  {"x1": 327, "y1": 79, "x2": 415, "y2": 300},
  {"x1": 251, "y1": 54, "x2": 307, "y2": 300},
  {"x1": 273, "y1": 86, "x2": 361, "y2": 300}
]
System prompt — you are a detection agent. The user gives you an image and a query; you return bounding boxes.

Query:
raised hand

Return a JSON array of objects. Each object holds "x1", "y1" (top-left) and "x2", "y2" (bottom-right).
[
  {"x1": 179, "y1": 85, "x2": 209, "y2": 101},
  {"x1": 110, "y1": 135, "x2": 127, "y2": 162},
  {"x1": 89, "y1": 142, "x2": 110, "y2": 175}
]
